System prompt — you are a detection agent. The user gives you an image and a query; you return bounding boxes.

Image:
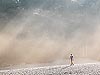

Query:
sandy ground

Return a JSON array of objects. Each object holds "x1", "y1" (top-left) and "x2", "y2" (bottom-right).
[{"x1": 0, "y1": 63, "x2": 100, "y2": 75}]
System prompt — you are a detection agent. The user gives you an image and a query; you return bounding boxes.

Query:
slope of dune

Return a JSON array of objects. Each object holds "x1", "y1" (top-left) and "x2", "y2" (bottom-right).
[{"x1": 0, "y1": 63, "x2": 100, "y2": 75}]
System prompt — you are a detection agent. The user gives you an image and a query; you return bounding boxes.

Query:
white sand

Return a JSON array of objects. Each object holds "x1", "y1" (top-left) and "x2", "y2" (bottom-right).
[{"x1": 0, "y1": 63, "x2": 100, "y2": 75}]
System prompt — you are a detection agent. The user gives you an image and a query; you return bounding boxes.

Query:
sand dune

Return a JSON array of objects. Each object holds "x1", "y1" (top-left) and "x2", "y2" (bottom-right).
[{"x1": 0, "y1": 63, "x2": 100, "y2": 75}]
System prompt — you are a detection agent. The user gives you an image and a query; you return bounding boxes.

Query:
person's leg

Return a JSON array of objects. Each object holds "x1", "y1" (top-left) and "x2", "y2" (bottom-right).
[
  {"x1": 70, "y1": 60, "x2": 74, "y2": 66},
  {"x1": 70, "y1": 60, "x2": 72, "y2": 66},
  {"x1": 72, "y1": 61, "x2": 74, "y2": 65}
]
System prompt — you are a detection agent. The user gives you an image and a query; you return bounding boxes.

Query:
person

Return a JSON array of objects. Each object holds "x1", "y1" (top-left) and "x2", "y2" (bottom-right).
[{"x1": 70, "y1": 54, "x2": 74, "y2": 66}]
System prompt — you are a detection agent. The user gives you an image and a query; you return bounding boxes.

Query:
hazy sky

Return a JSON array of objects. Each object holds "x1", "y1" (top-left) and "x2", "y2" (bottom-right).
[{"x1": 0, "y1": 0, "x2": 100, "y2": 67}]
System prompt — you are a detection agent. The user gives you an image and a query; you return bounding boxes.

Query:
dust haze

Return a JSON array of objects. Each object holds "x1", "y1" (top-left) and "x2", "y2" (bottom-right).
[{"x1": 0, "y1": 0, "x2": 100, "y2": 67}]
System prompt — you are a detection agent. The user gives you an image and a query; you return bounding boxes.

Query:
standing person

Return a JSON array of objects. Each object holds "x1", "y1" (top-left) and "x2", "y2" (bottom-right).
[{"x1": 70, "y1": 54, "x2": 74, "y2": 66}]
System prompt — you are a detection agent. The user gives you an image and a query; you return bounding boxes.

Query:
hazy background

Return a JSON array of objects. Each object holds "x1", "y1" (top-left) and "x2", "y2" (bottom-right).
[{"x1": 0, "y1": 0, "x2": 100, "y2": 67}]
